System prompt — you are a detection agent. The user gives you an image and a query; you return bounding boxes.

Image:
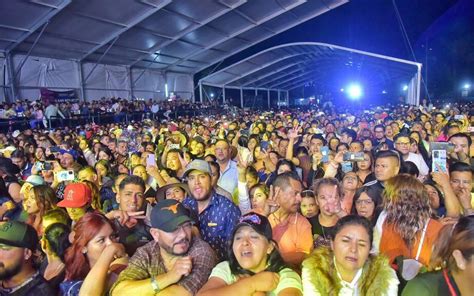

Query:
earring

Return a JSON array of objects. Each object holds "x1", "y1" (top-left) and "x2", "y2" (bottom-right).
[{"x1": 82, "y1": 248, "x2": 87, "y2": 254}]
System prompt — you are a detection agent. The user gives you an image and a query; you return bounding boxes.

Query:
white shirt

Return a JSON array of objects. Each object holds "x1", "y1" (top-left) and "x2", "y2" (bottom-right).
[
  {"x1": 406, "y1": 152, "x2": 429, "y2": 177},
  {"x1": 151, "y1": 104, "x2": 160, "y2": 113},
  {"x1": 217, "y1": 160, "x2": 238, "y2": 195}
]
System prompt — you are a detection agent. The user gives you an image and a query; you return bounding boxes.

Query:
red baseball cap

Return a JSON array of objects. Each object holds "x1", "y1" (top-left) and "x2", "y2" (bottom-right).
[{"x1": 57, "y1": 183, "x2": 92, "y2": 208}]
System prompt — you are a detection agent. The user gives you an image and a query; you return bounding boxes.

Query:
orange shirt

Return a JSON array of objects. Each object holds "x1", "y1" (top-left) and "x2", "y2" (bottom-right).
[
  {"x1": 379, "y1": 218, "x2": 443, "y2": 266},
  {"x1": 268, "y1": 212, "x2": 313, "y2": 267}
]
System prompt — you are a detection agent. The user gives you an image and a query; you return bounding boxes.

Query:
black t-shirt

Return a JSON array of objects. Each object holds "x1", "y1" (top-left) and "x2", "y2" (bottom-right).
[
  {"x1": 308, "y1": 215, "x2": 335, "y2": 249},
  {"x1": 0, "y1": 272, "x2": 54, "y2": 296}
]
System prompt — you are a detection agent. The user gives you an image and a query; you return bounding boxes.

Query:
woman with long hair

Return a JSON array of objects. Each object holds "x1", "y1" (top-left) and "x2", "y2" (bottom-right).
[
  {"x1": 23, "y1": 184, "x2": 58, "y2": 234},
  {"x1": 403, "y1": 215, "x2": 474, "y2": 295},
  {"x1": 374, "y1": 174, "x2": 443, "y2": 270},
  {"x1": 60, "y1": 212, "x2": 128, "y2": 296},
  {"x1": 198, "y1": 212, "x2": 302, "y2": 296},
  {"x1": 354, "y1": 151, "x2": 375, "y2": 184},
  {"x1": 302, "y1": 215, "x2": 399, "y2": 295}
]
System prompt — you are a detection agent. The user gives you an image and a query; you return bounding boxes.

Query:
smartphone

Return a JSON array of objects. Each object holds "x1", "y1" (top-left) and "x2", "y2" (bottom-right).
[
  {"x1": 169, "y1": 144, "x2": 180, "y2": 150},
  {"x1": 43, "y1": 162, "x2": 53, "y2": 171},
  {"x1": 432, "y1": 150, "x2": 447, "y2": 173},
  {"x1": 430, "y1": 142, "x2": 455, "y2": 154},
  {"x1": 341, "y1": 161, "x2": 353, "y2": 173},
  {"x1": 35, "y1": 162, "x2": 44, "y2": 171},
  {"x1": 146, "y1": 154, "x2": 157, "y2": 167},
  {"x1": 239, "y1": 146, "x2": 252, "y2": 163},
  {"x1": 321, "y1": 146, "x2": 329, "y2": 163},
  {"x1": 343, "y1": 152, "x2": 365, "y2": 162},
  {"x1": 454, "y1": 115, "x2": 464, "y2": 121},
  {"x1": 50, "y1": 146, "x2": 61, "y2": 153},
  {"x1": 260, "y1": 141, "x2": 269, "y2": 151},
  {"x1": 56, "y1": 170, "x2": 75, "y2": 182}
]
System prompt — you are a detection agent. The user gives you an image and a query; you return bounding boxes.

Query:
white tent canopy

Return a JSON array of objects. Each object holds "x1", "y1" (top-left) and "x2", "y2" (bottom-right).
[
  {"x1": 199, "y1": 42, "x2": 422, "y2": 106},
  {"x1": 0, "y1": 0, "x2": 347, "y2": 102}
]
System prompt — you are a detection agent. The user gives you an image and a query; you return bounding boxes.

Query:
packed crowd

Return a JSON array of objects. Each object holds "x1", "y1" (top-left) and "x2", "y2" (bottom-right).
[
  {"x1": 0, "y1": 97, "x2": 221, "y2": 129},
  {"x1": 0, "y1": 99, "x2": 472, "y2": 296}
]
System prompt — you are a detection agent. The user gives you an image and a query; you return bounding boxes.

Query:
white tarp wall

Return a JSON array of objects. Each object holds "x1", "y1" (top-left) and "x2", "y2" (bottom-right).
[{"x1": 4, "y1": 54, "x2": 194, "y2": 102}]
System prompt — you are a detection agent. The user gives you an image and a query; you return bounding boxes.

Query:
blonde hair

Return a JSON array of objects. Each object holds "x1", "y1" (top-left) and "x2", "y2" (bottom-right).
[
  {"x1": 81, "y1": 180, "x2": 102, "y2": 212},
  {"x1": 383, "y1": 174, "x2": 431, "y2": 247}
]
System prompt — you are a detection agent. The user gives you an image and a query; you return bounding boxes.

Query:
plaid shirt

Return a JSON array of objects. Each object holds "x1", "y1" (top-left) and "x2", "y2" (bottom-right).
[{"x1": 110, "y1": 236, "x2": 216, "y2": 295}]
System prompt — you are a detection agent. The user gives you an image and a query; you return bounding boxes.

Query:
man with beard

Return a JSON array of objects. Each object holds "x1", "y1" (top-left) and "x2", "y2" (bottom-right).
[
  {"x1": 182, "y1": 159, "x2": 241, "y2": 261},
  {"x1": 0, "y1": 221, "x2": 53, "y2": 295},
  {"x1": 110, "y1": 199, "x2": 216, "y2": 295}
]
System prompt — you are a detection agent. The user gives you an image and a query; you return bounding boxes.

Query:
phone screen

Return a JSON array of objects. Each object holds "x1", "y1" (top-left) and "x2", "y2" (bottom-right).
[
  {"x1": 321, "y1": 146, "x2": 329, "y2": 163},
  {"x1": 146, "y1": 154, "x2": 157, "y2": 167}
]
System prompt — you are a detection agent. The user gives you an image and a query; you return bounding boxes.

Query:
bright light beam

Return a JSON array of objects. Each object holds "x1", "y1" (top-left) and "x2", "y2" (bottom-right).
[{"x1": 347, "y1": 84, "x2": 362, "y2": 99}]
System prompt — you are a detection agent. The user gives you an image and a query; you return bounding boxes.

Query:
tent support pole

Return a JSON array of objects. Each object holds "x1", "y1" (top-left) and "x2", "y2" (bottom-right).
[
  {"x1": 83, "y1": 36, "x2": 119, "y2": 83},
  {"x1": 77, "y1": 61, "x2": 86, "y2": 102},
  {"x1": 14, "y1": 21, "x2": 49, "y2": 81},
  {"x1": 6, "y1": 53, "x2": 16, "y2": 102}
]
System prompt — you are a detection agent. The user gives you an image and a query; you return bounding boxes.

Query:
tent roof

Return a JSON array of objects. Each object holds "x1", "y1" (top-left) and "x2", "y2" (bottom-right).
[
  {"x1": 199, "y1": 42, "x2": 421, "y2": 91},
  {"x1": 0, "y1": 0, "x2": 347, "y2": 73}
]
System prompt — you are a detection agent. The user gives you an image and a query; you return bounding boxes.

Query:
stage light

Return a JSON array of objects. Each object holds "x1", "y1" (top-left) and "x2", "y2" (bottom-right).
[
  {"x1": 463, "y1": 83, "x2": 471, "y2": 90},
  {"x1": 347, "y1": 84, "x2": 362, "y2": 99},
  {"x1": 402, "y1": 84, "x2": 408, "y2": 91},
  {"x1": 210, "y1": 93, "x2": 215, "y2": 98},
  {"x1": 340, "y1": 88, "x2": 344, "y2": 92},
  {"x1": 382, "y1": 90, "x2": 387, "y2": 94},
  {"x1": 165, "y1": 83, "x2": 169, "y2": 98}
]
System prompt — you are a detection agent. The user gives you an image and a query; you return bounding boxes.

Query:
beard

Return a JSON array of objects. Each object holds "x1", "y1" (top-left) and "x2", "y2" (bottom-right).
[
  {"x1": 159, "y1": 237, "x2": 190, "y2": 256},
  {"x1": 0, "y1": 260, "x2": 23, "y2": 281}
]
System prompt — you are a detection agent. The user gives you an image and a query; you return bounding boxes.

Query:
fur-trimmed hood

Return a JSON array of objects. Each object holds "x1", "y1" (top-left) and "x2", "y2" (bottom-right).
[{"x1": 302, "y1": 247, "x2": 395, "y2": 295}]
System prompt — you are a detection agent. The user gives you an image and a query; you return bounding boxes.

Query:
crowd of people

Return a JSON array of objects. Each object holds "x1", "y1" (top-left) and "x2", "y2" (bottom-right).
[
  {"x1": 0, "y1": 98, "x2": 472, "y2": 295},
  {"x1": 0, "y1": 97, "x2": 223, "y2": 130}
]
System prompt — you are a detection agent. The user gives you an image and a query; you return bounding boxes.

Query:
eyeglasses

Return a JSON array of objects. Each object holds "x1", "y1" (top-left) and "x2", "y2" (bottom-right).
[{"x1": 395, "y1": 142, "x2": 410, "y2": 146}]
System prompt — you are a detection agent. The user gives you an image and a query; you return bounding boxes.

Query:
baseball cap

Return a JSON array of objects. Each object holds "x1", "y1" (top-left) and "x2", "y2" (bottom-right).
[
  {"x1": 150, "y1": 199, "x2": 192, "y2": 232},
  {"x1": 57, "y1": 183, "x2": 92, "y2": 208},
  {"x1": 233, "y1": 212, "x2": 273, "y2": 241},
  {"x1": 182, "y1": 159, "x2": 212, "y2": 179},
  {"x1": 155, "y1": 178, "x2": 189, "y2": 202},
  {"x1": 0, "y1": 221, "x2": 38, "y2": 250},
  {"x1": 25, "y1": 175, "x2": 45, "y2": 186},
  {"x1": 59, "y1": 149, "x2": 79, "y2": 160}
]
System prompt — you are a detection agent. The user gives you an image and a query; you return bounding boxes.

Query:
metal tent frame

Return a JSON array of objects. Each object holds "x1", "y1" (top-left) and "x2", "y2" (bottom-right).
[{"x1": 199, "y1": 42, "x2": 423, "y2": 106}]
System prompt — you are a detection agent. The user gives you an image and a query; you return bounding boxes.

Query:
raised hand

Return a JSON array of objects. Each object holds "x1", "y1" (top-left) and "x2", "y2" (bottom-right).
[
  {"x1": 264, "y1": 185, "x2": 280, "y2": 215},
  {"x1": 287, "y1": 123, "x2": 299, "y2": 140}
]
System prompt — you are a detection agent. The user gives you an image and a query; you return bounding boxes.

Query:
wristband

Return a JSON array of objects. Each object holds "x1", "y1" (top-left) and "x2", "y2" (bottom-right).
[{"x1": 151, "y1": 276, "x2": 161, "y2": 294}]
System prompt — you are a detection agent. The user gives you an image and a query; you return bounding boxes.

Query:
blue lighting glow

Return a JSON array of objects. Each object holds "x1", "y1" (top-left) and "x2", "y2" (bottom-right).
[
  {"x1": 347, "y1": 84, "x2": 362, "y2": 99},
  {"x1": 402, "y1": 84, "x2": 408, "y2": 91}
]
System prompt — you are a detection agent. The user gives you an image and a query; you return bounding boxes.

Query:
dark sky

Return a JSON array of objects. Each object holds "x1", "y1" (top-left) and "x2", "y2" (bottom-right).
[{"x1": 197, "y1": 0, "x2": 473, "y2": 99}]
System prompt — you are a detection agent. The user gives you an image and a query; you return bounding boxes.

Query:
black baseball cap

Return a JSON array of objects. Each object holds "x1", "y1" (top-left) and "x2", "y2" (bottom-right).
[
  {"x1": 150, "y1": 199, "x2": 192, "y2": 232},
  {"x1": 0, "y1": 221, "x2": 38, "y2": 250},
  {"x1": 233, "y1": 212, "x2": 273, "y2": 241}
]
